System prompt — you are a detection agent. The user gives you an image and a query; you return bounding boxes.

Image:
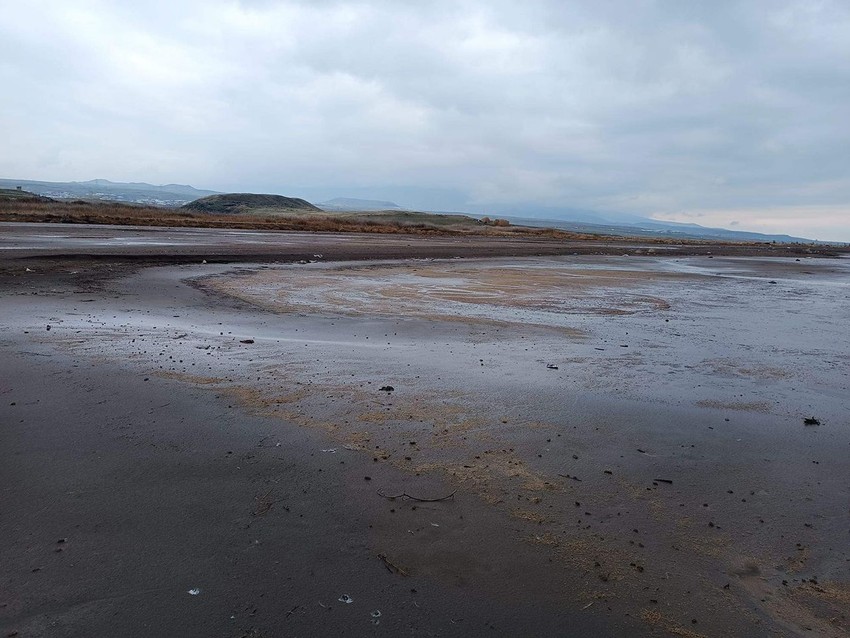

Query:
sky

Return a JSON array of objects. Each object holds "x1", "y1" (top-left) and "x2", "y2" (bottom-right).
[{"x1": 1, "y1": 1, "x2": 849, "y2": 241}]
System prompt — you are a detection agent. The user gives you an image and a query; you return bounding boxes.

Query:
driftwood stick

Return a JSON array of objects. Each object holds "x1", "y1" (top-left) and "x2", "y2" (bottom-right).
[
  {"x1": 376, "y1": 489, "x2": 457, "y2": 502},
  {"x1": 377, "y1": 553, "x2": 409, "y2": 576}
]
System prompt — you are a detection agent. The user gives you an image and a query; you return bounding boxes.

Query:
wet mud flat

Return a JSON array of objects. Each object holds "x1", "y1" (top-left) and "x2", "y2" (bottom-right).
[{"x1": 1, "y1": 249, "x2": 849, "y2": 637}]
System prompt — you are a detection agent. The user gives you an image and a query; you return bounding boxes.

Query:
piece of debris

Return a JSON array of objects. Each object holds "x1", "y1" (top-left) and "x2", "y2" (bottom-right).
[
  {"x1": 338, "y1": 594, "x2": 354, "y2": 604},
  {"x1": 377, "y1": 553, "x2": 409, "y2": 576},
  {"x1": 558, "y1": 474, "x2": 582, "y2": 482},
  {"x1": 803, "y1": 417, "x2": 820, "y2": 426},
  {"x1": 188, "y1": 588, "x2": 201, "y2": 596},
  {"x1": 653, "y1": 478, "x2": 673, "y2": 484},
  {"x1": 546, "y1": 364, "x2": 559, "y2": 370},
  {"x1": 240, "y1": 339, "x2": 255, "y2": 344},
  {"x1": 768, "y1": 280, "x2": 777, "y2": 284},
  {"x1": 379, "y1": 386, "x2": 394, "y2": 392},
  {"x1": 251, "y1": 489, "x2": 274, "y2": 516},
  {"x1": 377, "y1": 489, "x2": 456, "y2": 502}
]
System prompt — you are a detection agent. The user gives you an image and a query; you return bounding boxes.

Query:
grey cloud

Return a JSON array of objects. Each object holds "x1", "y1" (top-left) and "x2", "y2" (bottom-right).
[{"x1": 0, "y1": 0, "x2": 848, "y2": 239}]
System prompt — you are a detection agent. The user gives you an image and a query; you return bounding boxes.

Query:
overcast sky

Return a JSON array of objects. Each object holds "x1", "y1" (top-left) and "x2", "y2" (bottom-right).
[{"x1": 2, "y1": 1, "x2": 849, "y2": 240}]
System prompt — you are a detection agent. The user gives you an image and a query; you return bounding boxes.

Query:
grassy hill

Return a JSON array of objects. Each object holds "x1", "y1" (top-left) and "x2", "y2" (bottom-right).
[
  {"x1": 0, "y1": 188, "x2": 53, "y2": 202},
  {"x1": 182, "y1": 193, "x2": 321, "y2": 215},
  {"x1": 181, "y1": 194, "x2": 497, "y2": 230}
]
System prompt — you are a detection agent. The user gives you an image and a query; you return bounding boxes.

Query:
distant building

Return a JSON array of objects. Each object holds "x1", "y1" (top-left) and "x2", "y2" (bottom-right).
[{"x1": 16, "y1": 186, "x2": 22, "y2": 191}]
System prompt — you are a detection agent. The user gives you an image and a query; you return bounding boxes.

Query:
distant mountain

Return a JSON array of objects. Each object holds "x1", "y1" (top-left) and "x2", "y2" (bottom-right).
[
  {"x1": 319, "y1": 197, "x2": 403, "y2": 211},
  {"x1": 183, "y1": 193, "x2": 321, "y2": 214},
  {"x1": 468, "y1": 203, "x2": 650, "y2": 226},
  {"x1": 503, "y1": 215, "x2": 811, "y2": 243},
  {"x1": 460, "y1": 201, "x2": 813, "y2": 242},
  {"x1": 1, "y1": 177, "x2": 819, "y2": 242},
  {"x1": 0, "y1": 178, "x2": 219, "y2": 206}
]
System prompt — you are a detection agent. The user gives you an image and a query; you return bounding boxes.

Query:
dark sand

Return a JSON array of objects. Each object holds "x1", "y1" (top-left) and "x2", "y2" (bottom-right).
[{"x1": 1, "y1": 223, "x2": 848, "y2": 637}]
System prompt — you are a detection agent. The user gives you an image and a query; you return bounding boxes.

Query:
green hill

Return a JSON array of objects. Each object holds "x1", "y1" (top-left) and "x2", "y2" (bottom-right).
[
  {"x1": 0, "y1": 188, "x2": 53, "y2": 202},
  {"x1": 182, "y1": 193, "x2": 321, "y2": 215}
]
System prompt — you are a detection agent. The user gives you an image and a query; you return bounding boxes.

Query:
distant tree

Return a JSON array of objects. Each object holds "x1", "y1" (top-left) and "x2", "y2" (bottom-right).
[
  {"x1": 493, "y1": 218, "x2": 510, "y2": 227},
  {"x1": 480, "y1": 216, "x2": 491, "y2": 224}
]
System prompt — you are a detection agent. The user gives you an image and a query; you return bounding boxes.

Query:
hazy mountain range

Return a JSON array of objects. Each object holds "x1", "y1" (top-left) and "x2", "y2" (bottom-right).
[
  {"x1": 502, "y1": 215, "x2": 809, "y2": 243},
  {"x1": 319, "y1": 197, "x2": 402, "y2": 211},
  {"x1": 0, "y1": 178, "x2": 217, "y2": 206},
  {"x1": 0, "y1": 178, "x2": 815, "y2": 243}
]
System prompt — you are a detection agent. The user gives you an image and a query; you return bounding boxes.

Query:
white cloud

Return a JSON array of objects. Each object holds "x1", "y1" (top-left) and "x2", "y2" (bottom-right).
[
  {"x1": 0, "y1": 0, "x2": 848, "y2": 239},
  {"x1": 654, "y1": 205, "x2": 850, "y2": 242}
]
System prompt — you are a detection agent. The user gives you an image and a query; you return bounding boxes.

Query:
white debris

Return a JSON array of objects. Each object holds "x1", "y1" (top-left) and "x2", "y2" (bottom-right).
[{"x1": 338, "y1": 594, "x2": 353, "y2": 604}]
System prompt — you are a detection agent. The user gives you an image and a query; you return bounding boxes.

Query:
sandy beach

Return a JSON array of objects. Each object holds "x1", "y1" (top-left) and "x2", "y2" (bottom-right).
[{"x1": 1, "y1": 224, "x2": 848, "y2": 637}]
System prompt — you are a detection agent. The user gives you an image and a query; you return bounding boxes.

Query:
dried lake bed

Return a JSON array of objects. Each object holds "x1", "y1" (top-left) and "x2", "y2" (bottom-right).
[{"x1": 2, "y1": 248, "x2": 848, "y2": 637}]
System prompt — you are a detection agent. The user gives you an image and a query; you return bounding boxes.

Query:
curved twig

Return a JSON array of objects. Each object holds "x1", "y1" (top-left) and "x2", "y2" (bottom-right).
[{"x1": 377, "y1": 489, "x2": 457, "y2": 502}]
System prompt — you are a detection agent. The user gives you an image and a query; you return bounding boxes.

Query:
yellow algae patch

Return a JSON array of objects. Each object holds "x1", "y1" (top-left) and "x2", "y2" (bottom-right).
[
  {"x1": 698, "y1": 358, "x2": 792, "y2": 381},
  {"x1": 224, "y1": 385, "x2": 311, "y2": 411},
  {"x1": 640, "y1": 609, "x2": 709, "y2": 638},
  {"x1": 510, "y1": 508, "x2": 551, "y2": 525},
  {"x1": 200, "y1": 260, "x2": 683, "y2": 330},
  {"x1": 799, "y1": 581, "x2": 850, "y2": 606}
]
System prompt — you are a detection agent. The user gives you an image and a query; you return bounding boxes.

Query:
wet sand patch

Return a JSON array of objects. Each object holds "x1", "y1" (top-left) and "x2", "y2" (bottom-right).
[{"x1": 4, "y1": 253, "x2": 849, "y2": 636}]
